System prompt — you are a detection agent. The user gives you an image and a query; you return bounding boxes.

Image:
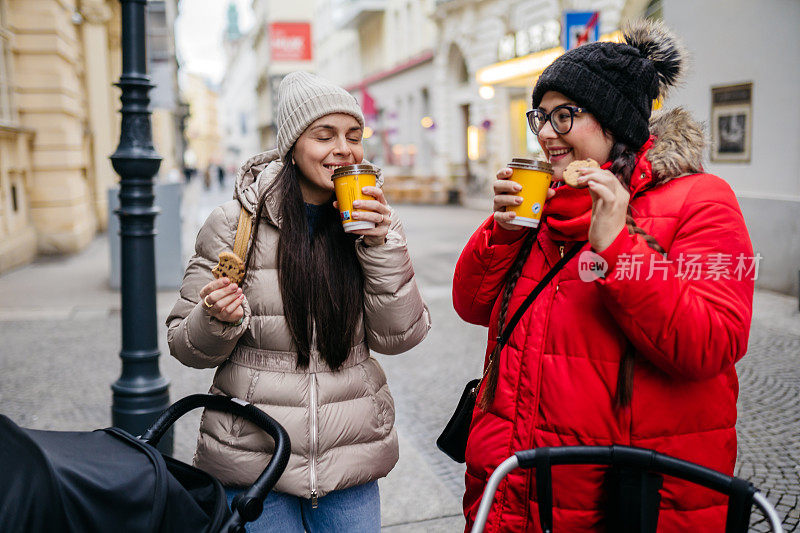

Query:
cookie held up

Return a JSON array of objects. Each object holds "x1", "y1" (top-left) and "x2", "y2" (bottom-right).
[
  {"x1": 212, "y1": 251, "x2": 245, "y2": 284},
  {"x1": 563, "y1": 158, "x2": 600, "y2": 188}
]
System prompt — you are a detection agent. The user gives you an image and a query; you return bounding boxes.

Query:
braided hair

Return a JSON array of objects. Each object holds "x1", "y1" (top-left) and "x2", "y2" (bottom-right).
[
  {"x1": 477, "y1": 227, "x2": 539, "y2": 411},
  {"x1": 607, "y1": 140, "x2": 667, "y2": 407}
]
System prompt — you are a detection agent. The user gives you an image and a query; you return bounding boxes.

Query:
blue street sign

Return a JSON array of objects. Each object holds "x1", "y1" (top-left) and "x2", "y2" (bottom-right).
[{"x1": 562, "y1": 11, "x2": 600, "y2": 50}]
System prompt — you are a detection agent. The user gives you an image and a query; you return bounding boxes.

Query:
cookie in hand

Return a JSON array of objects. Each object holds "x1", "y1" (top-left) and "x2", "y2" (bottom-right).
[
  {"x1": 212, "y1": 251, "x2": 245, "y2": 284},
  {"x1": 563, "y1": 158, "x2": 600, "y2": 188}
]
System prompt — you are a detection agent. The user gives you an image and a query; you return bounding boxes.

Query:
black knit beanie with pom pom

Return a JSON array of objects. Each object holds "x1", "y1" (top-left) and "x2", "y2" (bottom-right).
[{"x1": 531, "y1": 19, "x2": 687, "y2": 149}]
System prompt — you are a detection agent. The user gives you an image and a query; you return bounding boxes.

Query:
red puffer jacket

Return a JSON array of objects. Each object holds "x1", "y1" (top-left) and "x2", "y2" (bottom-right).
[{"x1": 453, "y1": 109, "x2": 754, "y2": 532}]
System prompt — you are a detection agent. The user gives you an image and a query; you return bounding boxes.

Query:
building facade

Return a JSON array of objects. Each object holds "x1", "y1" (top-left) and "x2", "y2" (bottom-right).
[
  {"x1": 429, "y1": 0, "x2": 797, "y2": 295},
  {"x1": 252, "y1": 0, "x2": 315, "y2": 150},
  {"x1": 219, "y1": 2, "x2": 260, "y2": 175},
  {"x1": 430, "y1": 0, "x2": 635, "y2": 202},
  {"x1": 662, "y1": 0, "x2": 799, "y2": 295},
  {"x1": 1, "y1": 0, "x2": 122, "y2": 273},
  {"x1": 147, "y1": 0, "x2": 185, "y2": 182},
  {"x1": 0, "y1": 0, "x2": 184, "y2": 275},
  {"x1": 317, "y1": 0, "x2": 442, "y2": 203},
  {"x1": 182, "y1": 72, "x2": 221, "y2": 177}
]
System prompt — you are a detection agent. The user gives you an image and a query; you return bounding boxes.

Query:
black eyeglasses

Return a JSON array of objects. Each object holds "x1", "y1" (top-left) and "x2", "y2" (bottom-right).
[{"x1": 526, "y1": 104, "x2": 588, "y2": 135}]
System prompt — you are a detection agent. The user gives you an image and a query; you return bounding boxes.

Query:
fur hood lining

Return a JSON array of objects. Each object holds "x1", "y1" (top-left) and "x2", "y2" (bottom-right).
[{"x1": 648, "y1": 107, "x2": 706, "y2": 182}]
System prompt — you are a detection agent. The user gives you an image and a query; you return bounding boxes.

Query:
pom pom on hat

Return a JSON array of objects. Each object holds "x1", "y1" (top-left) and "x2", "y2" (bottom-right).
[{"x1": 623, "y1": 19, "x2": 688, "y2": 100}]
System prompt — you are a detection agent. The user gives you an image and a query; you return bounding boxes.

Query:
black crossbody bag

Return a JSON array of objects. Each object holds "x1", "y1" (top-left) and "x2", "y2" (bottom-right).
[{"x1": 436, "y1": 242, "x2": 584, "y2": 463}]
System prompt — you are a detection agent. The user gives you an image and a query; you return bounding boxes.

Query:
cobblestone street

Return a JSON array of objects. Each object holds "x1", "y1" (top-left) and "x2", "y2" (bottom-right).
[{"x1": 1, "y1": 180, "x2": 798, "y2": 531}]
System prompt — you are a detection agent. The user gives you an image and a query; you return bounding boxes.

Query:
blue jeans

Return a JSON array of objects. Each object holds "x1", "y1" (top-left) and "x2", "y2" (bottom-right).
[{"x1": 224, "y1": 481, "x2": 380, "y2": 532}]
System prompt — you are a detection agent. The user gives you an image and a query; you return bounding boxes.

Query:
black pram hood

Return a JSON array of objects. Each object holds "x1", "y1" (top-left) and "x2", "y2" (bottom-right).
[{"x1": 0, "y1": 415, "x2": 228, "y2": 533}]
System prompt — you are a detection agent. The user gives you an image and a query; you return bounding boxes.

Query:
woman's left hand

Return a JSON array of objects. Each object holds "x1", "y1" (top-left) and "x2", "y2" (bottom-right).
[
  {"x1": 341, "y1": 185, "x2": 391, "y2": 247},
  {"x1": 576, "y1": 167, "x2": 630, "y2": 252}
]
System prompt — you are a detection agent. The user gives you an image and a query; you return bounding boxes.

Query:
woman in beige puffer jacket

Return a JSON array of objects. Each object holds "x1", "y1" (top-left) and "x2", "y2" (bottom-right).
[{"x1": 166, "y1": 72, "x2": 430, "y2": 531}]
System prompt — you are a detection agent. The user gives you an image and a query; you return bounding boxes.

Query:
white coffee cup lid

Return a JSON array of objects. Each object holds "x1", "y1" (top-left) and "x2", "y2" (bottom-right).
[{"x1": 343, "y1": 220, "x2": 376, "y2": 232}]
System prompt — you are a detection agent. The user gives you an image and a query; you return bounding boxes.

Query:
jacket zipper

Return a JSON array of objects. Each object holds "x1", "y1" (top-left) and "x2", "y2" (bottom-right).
[
  {"x1": 309, "y1": 372, "x2": 319, "y2": 508},
  {"x1": 558, "y1": 244, "x2": 565, "y2": 258}
]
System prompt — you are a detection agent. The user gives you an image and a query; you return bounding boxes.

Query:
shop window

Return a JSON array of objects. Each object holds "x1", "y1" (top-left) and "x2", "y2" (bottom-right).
[{"x1": 510, "y1": 96, "x2": 541, "y2": 157}]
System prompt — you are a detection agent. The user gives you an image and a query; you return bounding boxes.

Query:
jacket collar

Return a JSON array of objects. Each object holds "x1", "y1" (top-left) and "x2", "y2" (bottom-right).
[{"x1": 234, "y1": 149, "x2": 284, "y2": 227}]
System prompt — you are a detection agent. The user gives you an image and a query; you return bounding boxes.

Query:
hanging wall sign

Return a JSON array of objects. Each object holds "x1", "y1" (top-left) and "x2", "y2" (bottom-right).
[{"x1": 269, "y1": 22, "x2": 313, "y2": 62}]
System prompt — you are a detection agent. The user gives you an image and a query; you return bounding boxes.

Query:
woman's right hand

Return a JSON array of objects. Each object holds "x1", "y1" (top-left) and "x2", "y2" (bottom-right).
[
  {"x1": 492, "y1": 167, "x2": 555, "y2": 231},
  {"x1": 492, "y1": 167, "x2": 525, "y2": 231},
  {"x1": 199, "y1": 277, "x2": 244, "y2": 323}
]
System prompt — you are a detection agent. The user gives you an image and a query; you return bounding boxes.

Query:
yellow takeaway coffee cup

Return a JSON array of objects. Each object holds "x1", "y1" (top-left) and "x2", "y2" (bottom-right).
[
  {"x1": 506, "y1": 158, "x2": 553, "y2": 228},
  {"x1": 332, "y1": 164, "x2": 379, "y2": 232}
]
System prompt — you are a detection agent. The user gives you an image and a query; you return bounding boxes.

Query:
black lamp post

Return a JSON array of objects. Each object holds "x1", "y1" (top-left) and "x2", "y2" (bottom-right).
[{"x1": 110, "y1": 0, "x2": 171, "y2": 453}]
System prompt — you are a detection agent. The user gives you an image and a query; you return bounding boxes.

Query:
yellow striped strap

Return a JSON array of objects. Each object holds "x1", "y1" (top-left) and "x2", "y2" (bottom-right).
[{"x1": 232, "y1": 207, "x2": 252, "y2": 261}]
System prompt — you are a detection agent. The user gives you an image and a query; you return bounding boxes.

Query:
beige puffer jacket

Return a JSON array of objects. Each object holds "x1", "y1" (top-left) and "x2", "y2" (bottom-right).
[{"x1": 166, "y1": 149, "x2": 431, "y2": 499}]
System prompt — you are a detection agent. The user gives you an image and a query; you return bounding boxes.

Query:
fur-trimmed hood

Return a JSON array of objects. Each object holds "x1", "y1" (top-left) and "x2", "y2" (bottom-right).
[{"x1": 647, "y1": 106, "x2": 705, "y2": 184}]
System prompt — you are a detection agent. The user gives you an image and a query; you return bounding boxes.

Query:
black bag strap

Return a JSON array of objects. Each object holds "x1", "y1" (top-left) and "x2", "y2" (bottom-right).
[{"x1": 496, "y1": 241, "x2": 585, "y2": 348}]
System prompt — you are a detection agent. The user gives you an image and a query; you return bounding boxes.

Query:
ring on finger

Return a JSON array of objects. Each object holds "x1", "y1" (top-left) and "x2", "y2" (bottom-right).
[{"x1": 203, "y1": 295, "x2": 214, "y2": 309}]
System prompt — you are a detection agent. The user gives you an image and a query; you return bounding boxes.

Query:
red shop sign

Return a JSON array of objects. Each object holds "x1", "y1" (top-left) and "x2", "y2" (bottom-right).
[{"x1": 270, "y1": 22, "x2": 312, "y2": 62}]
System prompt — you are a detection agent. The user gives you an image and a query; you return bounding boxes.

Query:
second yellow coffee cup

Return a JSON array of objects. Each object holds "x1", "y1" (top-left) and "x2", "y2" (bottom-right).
[
  {"x1": 505, "y1": 158, "x2": 553, "y2": 228},
  {"x1": 332, "y1": 164, "x2": 379, "y2": 232}
]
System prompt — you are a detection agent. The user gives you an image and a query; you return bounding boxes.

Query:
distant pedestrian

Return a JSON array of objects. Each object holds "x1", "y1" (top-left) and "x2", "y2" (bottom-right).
[
  {"x1": 217, "y1": 164, "x2": 225, "y2": 187},
  {"x1": 203, "y1": 166, "x2": 212, "y2": 189},
  {"x1": 453, "y1": 20, "x2": 754, "y2": 531},
  {"x1": 166, "y1": 72, "x2": 430, "y2": 532}
]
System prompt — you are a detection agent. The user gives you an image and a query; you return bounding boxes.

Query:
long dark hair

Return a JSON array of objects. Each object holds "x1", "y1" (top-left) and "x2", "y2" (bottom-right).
[
  {"x1": 243, "y1": 148, "x2": 364, "y2": 370},
  {"x1": 478, "y1": 140, "x2": 666, "y2": 411}
]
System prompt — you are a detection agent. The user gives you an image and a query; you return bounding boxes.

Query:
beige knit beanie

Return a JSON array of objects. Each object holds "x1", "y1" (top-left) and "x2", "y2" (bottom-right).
[{"x1": 275, "y1": 72, "x2": 365, "y2": 159}]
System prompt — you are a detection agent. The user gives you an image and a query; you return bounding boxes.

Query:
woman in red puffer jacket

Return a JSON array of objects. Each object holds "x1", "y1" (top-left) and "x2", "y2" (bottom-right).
[{"x1": 453, "y1": 20, "x2": 754, "y2": 532}]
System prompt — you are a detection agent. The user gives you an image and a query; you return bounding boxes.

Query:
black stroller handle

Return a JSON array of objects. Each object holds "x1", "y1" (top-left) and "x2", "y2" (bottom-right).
[
  {"x1": 515, "y1": 445, "x2": 737, "y2": 494},
  {"x1": 141, "y1": 394, "x2": 291, "y2": 533},
  {"x1": 472, "y1": 445, "x2": 783, "y2": 533}
]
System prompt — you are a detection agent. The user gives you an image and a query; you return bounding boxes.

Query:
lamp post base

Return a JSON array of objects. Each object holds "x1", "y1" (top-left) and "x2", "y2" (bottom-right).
[{"x1": 112, "y1": 376, "x2": 172, "y2": 454}]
